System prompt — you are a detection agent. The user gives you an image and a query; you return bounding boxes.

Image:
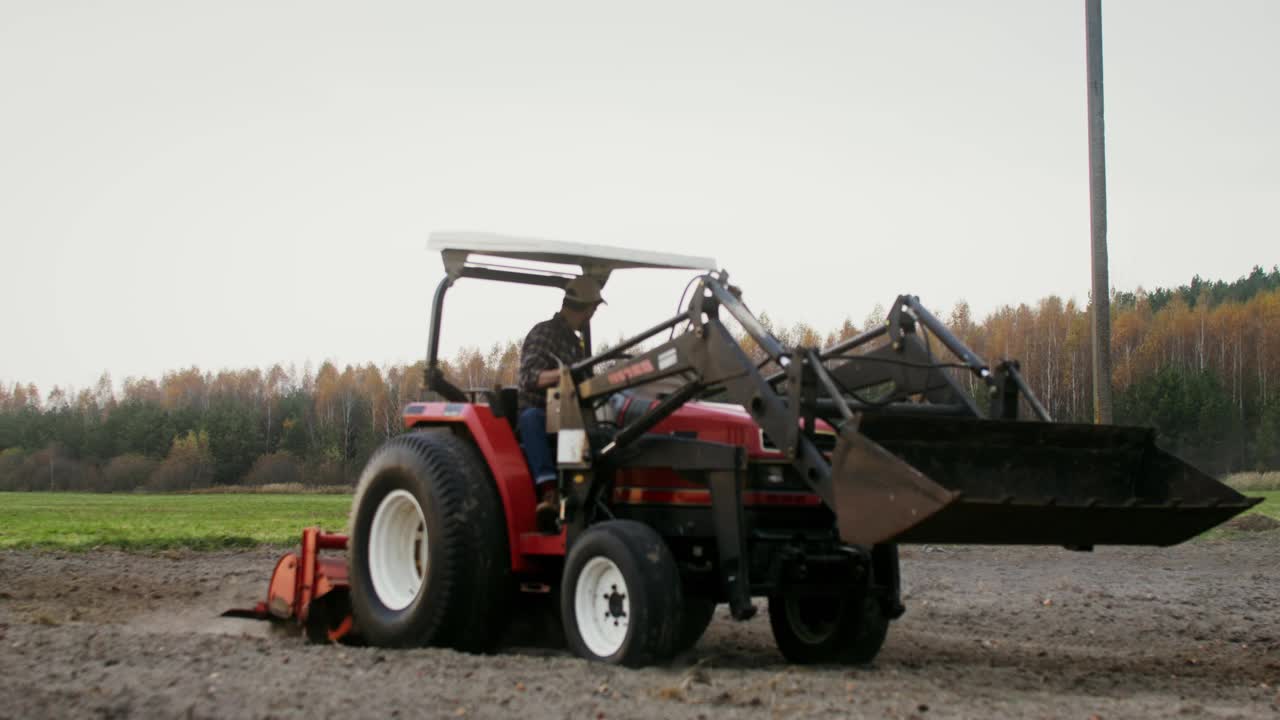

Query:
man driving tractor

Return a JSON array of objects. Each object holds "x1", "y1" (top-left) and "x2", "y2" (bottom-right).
[{"x1": 517, "y1": 276, "x2": 606, "y2": 531}]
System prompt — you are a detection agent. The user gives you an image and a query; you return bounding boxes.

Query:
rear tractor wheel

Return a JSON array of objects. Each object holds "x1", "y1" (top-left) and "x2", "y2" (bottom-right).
[{"x1": 347, "y1": 430, "x2": 509, "y2": 652}]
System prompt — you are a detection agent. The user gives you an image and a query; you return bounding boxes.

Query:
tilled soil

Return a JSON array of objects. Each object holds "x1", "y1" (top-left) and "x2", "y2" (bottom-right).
[{"x1": 1, "y1": 531, "x2": 1278, "y2": 719}]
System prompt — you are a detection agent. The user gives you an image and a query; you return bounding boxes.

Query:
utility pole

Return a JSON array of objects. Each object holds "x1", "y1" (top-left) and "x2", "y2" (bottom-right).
[{"x1": 1086, "y1": 0, "x2": 1113, "y2": 423}]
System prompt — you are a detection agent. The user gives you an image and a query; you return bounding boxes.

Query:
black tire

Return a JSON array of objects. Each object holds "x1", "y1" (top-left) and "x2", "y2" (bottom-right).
[
  {"x1": 347, "y1": 430, "x2": 509, "y2": 652},
  {"x1": 672, "y1": 594, "x2": 717, "y2": 655},
  {"x1": 767, "y1": 586, "x2": 888, "y2": 665},
  {"x1": 560, "y1": 520, "x2": 683, "y2": 667}
]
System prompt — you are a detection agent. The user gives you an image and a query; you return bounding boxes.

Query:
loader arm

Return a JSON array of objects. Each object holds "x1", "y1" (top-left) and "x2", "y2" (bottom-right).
[
  {"x1": 550, "y1": 274, "x2": 949, "y2": 556},
  {"x1": 558, "y1": 274, "x2": 838, "y2": 511}
]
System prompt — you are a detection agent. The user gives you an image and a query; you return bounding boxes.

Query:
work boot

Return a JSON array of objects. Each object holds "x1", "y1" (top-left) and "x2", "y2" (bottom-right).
[{"x1": 535, "y1": 486, "x2": 560, "y2": 533}]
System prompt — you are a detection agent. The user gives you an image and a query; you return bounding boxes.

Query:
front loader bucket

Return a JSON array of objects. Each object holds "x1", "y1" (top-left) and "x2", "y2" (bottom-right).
[{"x1": 831, "y1": 416, "x2": 1260, "y2": 547}]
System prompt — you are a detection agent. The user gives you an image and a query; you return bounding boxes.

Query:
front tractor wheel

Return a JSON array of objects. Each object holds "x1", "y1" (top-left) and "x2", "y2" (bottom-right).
[
  {"x1": 561, "y1": 520, "x2": 683, "y2": 667},
  {"x1": 768, "y1": 586, "x2": 889, "y2": 665},
  {"x1": 347, "y1": 430, "x2": 509, "y2": 652}
]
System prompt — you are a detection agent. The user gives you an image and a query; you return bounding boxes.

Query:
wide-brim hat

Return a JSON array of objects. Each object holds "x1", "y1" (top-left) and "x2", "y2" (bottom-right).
[{"x1": 564, "y1": 276, "x2": 606, "y2": 305}]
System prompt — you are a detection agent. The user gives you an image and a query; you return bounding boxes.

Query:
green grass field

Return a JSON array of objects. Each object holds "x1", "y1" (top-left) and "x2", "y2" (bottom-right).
[
  {"x1": 0, "y1": 492, "x2": 352, "y2": 551},
  {"x1": 1223, "y1": 471, "x2": 1280, "y2": 492},
  {"x1": 0, "y1": 490, "x2": 1274, "y2": 552},
  {"x1": 1251, "y1": 489, "x2": 1279, "y2": 521}
]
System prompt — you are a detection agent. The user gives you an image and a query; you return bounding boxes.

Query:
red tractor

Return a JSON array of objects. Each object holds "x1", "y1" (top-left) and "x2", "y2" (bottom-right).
[{"x1": 234, "y1": 232, "x2": 1258, "y2": 667}]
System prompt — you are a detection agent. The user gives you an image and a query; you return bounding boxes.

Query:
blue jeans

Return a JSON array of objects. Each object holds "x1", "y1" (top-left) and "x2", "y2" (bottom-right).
[{"x1": 518, "y1": 407, "x2": 557, "y2": 490}]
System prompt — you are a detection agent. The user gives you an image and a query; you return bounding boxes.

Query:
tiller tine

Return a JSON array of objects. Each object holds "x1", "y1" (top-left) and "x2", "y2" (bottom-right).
[
  {"x1": 220, "y1": 607, "x2": 267, "y2": 620},
  {"x1": 832, "y1": 416, "x2": 1261, "y2": 547},
  {"x1": 222, "y1": 528, "x2": 356, "y2": 644}
]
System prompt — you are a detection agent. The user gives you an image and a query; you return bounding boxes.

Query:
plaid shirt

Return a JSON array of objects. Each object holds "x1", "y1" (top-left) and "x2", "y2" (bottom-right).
[{"x1": 518, "y1": 313, "x2": 586, "y2": 410}]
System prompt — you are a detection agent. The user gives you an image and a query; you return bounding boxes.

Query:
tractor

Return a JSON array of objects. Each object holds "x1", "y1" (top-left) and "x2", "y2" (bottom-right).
[{"x1": 231, "y1": 232, "x2": 1259, "y2": 667}]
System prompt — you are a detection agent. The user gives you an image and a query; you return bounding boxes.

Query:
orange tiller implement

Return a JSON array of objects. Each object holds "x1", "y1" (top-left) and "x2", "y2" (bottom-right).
[{"x1": 224, "y1": 528, "x2": 356, "y2": 644}]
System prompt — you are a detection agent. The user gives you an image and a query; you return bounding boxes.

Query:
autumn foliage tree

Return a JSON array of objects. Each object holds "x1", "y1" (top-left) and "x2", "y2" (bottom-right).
[{"x1": 0, "y1": 267, "x2": 1277, "y2": 491}]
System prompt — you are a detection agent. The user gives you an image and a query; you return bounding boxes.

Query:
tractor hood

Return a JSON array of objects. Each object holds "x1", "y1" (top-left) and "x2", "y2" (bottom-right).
[{"x1": 641, "y1": 399, "x2": 835, "y2": 460}]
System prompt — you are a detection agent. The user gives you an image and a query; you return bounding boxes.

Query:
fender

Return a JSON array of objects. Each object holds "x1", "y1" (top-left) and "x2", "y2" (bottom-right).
[{"x1": 404, "y1": 402, "x2": 543, "y2": 573}]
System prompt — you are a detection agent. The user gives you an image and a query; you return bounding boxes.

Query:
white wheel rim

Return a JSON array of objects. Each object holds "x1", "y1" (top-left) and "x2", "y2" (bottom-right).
[
  {"x1": 368, "y1": 489, "x2": 428, "y2": 611},
  {"x1": 574, "y1": 556, "x2": 630, "y2": 658}
]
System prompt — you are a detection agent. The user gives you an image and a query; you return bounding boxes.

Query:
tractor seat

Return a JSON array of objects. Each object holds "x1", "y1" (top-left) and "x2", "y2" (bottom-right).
[{"x1": 486, "y1": 386, "x2": 521, "y2": 431}]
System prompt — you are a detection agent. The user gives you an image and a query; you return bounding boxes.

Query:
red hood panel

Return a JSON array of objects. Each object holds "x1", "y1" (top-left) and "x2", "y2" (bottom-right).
[{"x1": 650, "y1": 401, "x2": 833, "y2": 459}]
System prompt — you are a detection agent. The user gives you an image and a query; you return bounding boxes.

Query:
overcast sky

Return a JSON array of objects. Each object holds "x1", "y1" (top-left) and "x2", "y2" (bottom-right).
[{"x1": 2, "y1": 1, "x2": 1276, "y2": 394}]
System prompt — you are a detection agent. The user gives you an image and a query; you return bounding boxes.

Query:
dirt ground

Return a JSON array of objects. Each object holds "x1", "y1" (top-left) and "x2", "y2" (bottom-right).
[{"x1": 2, "y1": 527, "x2": 1278, "y2": 719}]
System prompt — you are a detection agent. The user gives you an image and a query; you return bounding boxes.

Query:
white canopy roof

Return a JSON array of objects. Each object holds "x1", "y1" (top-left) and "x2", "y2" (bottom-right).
[{"x1": 429, "y1": 232, "x2": 717, "y2": 274}]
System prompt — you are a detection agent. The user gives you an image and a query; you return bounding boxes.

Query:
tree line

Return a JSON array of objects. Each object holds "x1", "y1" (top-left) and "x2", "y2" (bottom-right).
[{"x1": 2, "y1": 267, "x2": 1278, "y2": 491}]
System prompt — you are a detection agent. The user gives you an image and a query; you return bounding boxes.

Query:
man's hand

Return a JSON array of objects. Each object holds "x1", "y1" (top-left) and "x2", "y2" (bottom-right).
[{"x1": 536, "y1": 368, "x2": 560, "y2": 389}]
